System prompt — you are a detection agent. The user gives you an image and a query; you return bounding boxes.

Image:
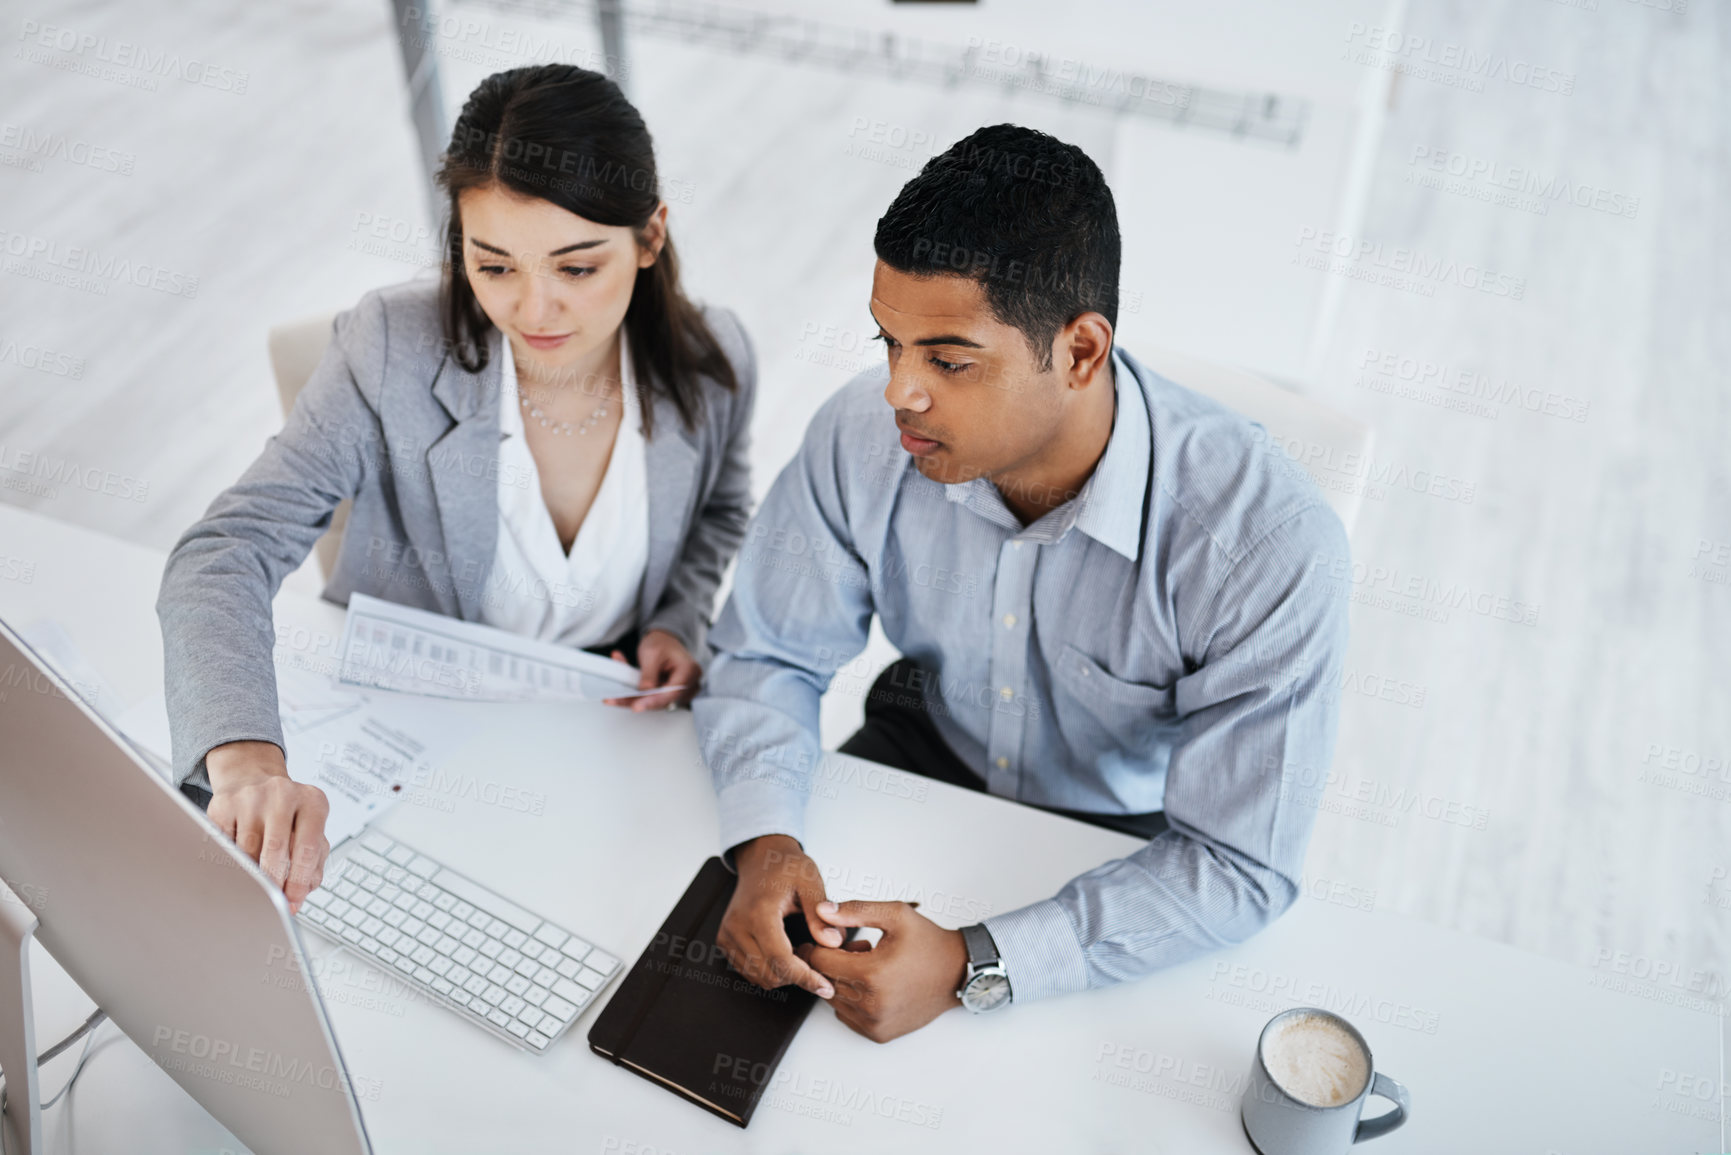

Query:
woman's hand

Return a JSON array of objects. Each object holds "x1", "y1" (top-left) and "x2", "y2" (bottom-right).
[
  {"x1": 604, "y1": 628, "x2": 701, "y2": 711},
  {"x1": 205, "y1": 740, "x2": 331, "y2": 914}
]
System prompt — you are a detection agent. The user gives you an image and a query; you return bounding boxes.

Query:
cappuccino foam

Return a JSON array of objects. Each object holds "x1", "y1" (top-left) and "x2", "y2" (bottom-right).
[{"x1": 1262, "y1": 1013, "x2": 1369, "y2": 1108}]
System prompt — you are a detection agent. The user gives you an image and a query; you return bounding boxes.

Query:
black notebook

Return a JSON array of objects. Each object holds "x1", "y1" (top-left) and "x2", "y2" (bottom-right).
[{"x1": 588, "y1": 857, "x2": 838, "y2": 1127}]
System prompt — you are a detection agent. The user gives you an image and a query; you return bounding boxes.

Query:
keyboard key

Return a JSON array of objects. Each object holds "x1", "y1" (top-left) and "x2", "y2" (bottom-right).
[
  {"x1": 498, "y1": 948, "x2": 522, "y2": 970},
  {"x1": 448, "y1": 966, "x2": 472, "y2": 987},
  {"x1": 360, "y1": 831, "x2": 394, "y2": 854},
  {"x1": 378, "y1": 947, "x2": 399, "y2": 965},
  {"x1": 432, "y1": 868, "x2": 542, "y2": 935},
  {"x1": 432, "y1": 977, "x2": 454, "y2": 995},
  {"x1": 533, "y1": 925, "x2": 569, "y2": 950},
  {"x1": 435, "y1": 934, "x2": 460, "y2": 955},
  {"x1": 407, "y1": 854, "x2": 439, "y2": 878},
  {"x1": 514, "y1": 957, "x2": 540, "y2": 979},
  {"x1": 451, "y1": 991, "x2": 471, "y2": 1007},
  {"x1": 478, "y1": 939, "x2": 503, "y2": 960},
  {"x1": 394, "y1": 957, "x2": 415, "y2": 975},
  {"x1": 386, "y1": 845, "x2": 414, "y2": 866},
  {"x1": 384, "y1": 866, "x2": 407, "y2": 885},
  {"x1": 429, "y1": 911, "x2": 453, "y2": 931},
  {"x1": 525, "y1": 985, "x2": 549, "y2": 1007},
  {"x1": 393, "y1": 893, "x2": 416, "y2": 912},
  {"x1": 327, "y1": 899, "x2": 353, "y2": 920},
  {"x1": 506, "y1": 1019, "x2": 529, "y2": 1039},
  {"x1": 334, "y1": 880, "x2": 358, "y2": 900},
  {"x1": 306, "y1": 889, "x2": 332, "y2": 908},
  {"x1": 453, "y1": 945, "x2": 478, "y2": 967},
  {"x1": 500, "y1": 995, "x2": 526, "y2": 1017},
  {"x1": 360, "y1": 917, "x2": 385, "y2": 937},
  {"x1": 416, "y1": 926, "x2": 441, "y2": 947},
  {"x1": 502, "y1": 929, "x2": 527, "y2": 949},
  {"x1": 483, "y1": 984, "x2": 508, "y2": 1006},
  {"x1": 461, "y1": 929, "x2": 486, "y2": 950},
  {"x1": 526, "y1": 1031, "x2": 550, "y2": 1049},
  {"x1": 358, "y1": 874, "x2": 383, "y2": 893},
  {"x1": 552, "y1": 978, "x2": 590, "y2": 1005},
  {"x1": 542, "y1": 996, "x2": 576, "y2": 1021},
  {"x1": 463, "y1": 975, "x2": 489, "y2": 997},
  {"x1": 414, "y1": 966, "x2": 436, "y2": 985},
  {"x1": 586, "y1": 951, "x2": 619, "y2": 974},
  {"x1": 411, "y1": 945, "x2": 436, "y2": 966},
  {"x1": 485, "y1": 918, "x2": 510, "y2": 939},
  {"x1": 555, "y1": 958, "x2": 580, "y2": 980},
  {"x1": 487, "y1": 1009, "x2": 511, "y2": 1029},
  {"x1": 417, "y1": 881, "x2": 440, "y2": 902},
  {"x1": 360, "y1": 935, "x2": 381, "y2": 953},
  {"x1": 401, "y1": 918, "x2": 425, "y2": 938},
  {"x1": 466, "y1": 910, "x2": 490, "y2": 930},
  {"x1": 305, "y1": 908, "x2": 329, "y2": 924},
  {"x1": 452, "y1": 901, "x2": 474, "y2": 920},
  {"x1": 560, "y1": 937, "x2": 592, "y2": 963},
  {"x1": 411, "y1": 901, "x2": 435, "y2": 920},
  {"x1": 535, "y1": 965, "x2": 560, "y2": 988},
  {"x1": 505, "y1": 974, "x2": 530, "y2": 996},
  {"x1": 383, "y1": 910, "x2": 407, "y2": 928},
  {"x1": 488, "y1": 963, "x2": 514, "y2": 984},
  {"x1": 535, "y1": 1010, "x2": 564, "y2": 1034},
  {"x1": 521, "y1": 941, "x2": 544, "y2": 962},
  {"x1": 342, "y1": 906, "x2": 368, "y2": 927},
  {"x1": 366, "y1": 897, "x2": 391, "y2": 918},
  {"x1": 574, "y1": 967, "x2": 605, "y2": 991},
  {"x1": 378, "y1": 927, "x2": 402, "y2": 948}
]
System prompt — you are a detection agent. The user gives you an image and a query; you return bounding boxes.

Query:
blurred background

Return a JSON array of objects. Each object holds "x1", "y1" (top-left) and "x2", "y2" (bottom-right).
[{"x1": 2, "y1": 0, "x2": 1725, "y2": 1024}]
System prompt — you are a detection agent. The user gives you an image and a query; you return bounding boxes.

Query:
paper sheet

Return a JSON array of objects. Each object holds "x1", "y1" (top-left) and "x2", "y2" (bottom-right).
[{"x1": 336, "y1": 592, "x2": 679, "y2": 702}]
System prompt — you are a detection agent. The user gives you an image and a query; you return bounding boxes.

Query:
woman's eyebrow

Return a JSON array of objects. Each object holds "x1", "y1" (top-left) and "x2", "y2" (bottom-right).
[{"x1": 467, "y1": 237, "x2": 608, "y2": 256}]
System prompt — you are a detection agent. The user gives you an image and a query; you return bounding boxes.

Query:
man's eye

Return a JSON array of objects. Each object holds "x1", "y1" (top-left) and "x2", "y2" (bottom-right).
[
  {"x1": 477, "y1": 265, "x2": 508, "y2": 277},
  {"x1": 930, "y1": 356, "x2": 968, "y2": 374}
]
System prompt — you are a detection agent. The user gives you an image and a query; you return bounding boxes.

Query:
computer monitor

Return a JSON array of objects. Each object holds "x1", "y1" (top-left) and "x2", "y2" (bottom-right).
[{"x1": 0, "y1": 617, "x2": 371, "y2": 1155}]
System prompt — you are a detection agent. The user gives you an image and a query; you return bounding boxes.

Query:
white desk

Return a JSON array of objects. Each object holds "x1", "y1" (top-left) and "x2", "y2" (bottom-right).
[{"x1": 0, "y1": 503, "x2": 1720, "y2": 1154}]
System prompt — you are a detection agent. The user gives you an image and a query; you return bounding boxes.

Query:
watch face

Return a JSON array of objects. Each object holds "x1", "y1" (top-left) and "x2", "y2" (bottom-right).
[{"x1": 964, "y1": 970, "x2": 1011, "y2": 1012}]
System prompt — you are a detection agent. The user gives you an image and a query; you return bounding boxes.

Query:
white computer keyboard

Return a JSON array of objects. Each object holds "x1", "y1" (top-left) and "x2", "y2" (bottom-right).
[{"x1": 296, "y1": 830, "x2": 621, "y2": 1053}]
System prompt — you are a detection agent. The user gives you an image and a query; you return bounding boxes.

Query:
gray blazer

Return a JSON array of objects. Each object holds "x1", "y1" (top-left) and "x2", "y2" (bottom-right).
[{"x1": 157, "y1": 277, "x2": 757, "y2": 790}]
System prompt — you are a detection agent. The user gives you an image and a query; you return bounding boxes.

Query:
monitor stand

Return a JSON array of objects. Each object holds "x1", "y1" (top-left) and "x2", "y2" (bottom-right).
[{"x1": 0, "y1": 874, "x2": 43, "y2": 1155}]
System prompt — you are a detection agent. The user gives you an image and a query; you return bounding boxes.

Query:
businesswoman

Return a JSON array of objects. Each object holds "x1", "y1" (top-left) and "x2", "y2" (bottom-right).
[{"x1": 156, "y1": 64, "x2": 756, "y2": 908}]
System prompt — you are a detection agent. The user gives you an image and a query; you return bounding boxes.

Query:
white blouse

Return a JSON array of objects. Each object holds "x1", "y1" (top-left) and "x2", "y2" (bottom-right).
[{"x1": 478, "y1": 334, "x2": 650, "y2": 650}]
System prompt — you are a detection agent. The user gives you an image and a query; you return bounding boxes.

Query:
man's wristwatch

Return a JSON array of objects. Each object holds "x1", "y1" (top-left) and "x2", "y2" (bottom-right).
[{"x1": 956, "y1": 924, "x2": 1012, "y2": 1013}]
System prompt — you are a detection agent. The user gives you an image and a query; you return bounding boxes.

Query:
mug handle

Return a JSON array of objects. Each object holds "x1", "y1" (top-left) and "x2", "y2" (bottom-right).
[{"x1": 1352, "y1": 1072, "x2": 1411, "y2": 1143}]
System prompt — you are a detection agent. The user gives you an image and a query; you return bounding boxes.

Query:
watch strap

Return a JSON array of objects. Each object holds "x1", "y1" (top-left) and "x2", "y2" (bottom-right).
[{"x1": 960, "y1": 923, "x2": 999, "y2": 971}]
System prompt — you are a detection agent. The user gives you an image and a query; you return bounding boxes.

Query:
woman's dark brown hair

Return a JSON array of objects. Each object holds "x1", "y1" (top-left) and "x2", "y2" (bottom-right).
[{"x1": 435, "y1": 64, "x2": 736, "y2": 435}]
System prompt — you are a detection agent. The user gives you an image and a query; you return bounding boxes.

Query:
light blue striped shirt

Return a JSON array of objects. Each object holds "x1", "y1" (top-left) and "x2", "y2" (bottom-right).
[{"x1": 693, "y1": 347, "x2": 1351, "y2": 1003}]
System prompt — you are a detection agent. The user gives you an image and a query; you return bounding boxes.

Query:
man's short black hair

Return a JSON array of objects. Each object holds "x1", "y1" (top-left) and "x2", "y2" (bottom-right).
[{"x1": 873, "y1": 124, "x2": 1120, "y2": 370}]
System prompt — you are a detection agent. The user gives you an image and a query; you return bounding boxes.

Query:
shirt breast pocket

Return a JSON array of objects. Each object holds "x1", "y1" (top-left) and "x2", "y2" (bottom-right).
[{"x1": 1051, "y1": 643, "x2": 1176, "y2": 753}]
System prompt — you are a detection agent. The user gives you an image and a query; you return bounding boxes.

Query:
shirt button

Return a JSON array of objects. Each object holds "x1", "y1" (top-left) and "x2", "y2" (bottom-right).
[
  {"x1": 1002, "y1": 613, "x2": 1017, "y2": 628},
  {"x1": 995, "y1": 756, "x2": 1008, "y2": 770},
  {"x1": 1000, "y1": 686, "x2": 1013, "y2": 700}
]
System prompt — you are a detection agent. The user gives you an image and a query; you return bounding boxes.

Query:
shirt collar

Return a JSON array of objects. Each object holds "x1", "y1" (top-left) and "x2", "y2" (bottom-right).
[
  {"x1": 941, "y1": 348, "x2": 1149, "y2": 561},
  {"x1": 1071, "y1": 349, "x2": 1149, "y2": 562}
]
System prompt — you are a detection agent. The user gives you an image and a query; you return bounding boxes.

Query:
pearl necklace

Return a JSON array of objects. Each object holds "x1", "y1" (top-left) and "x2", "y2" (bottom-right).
[{"x1": 519, "y1": 384, "x2": 614, "y2": 437}]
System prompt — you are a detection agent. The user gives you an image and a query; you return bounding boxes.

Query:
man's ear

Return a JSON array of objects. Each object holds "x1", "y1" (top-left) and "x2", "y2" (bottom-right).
[{"x1": 1060, "y1": 312, "x2": 1115, "y2": 389}]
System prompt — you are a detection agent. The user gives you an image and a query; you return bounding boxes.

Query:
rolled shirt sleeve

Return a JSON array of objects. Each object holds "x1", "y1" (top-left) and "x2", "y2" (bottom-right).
[{"x1": 984, "y1": 505, "x2": 1351, "y2": 1002}]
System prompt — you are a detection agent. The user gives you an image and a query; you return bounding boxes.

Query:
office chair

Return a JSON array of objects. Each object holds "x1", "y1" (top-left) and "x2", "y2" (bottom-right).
[
  {"x1": 1137, "y1": 347, "x2": 1373, "y2": 537},
  {"x1": 267, "y1": 311, "x2": 346, "y2": 579}
]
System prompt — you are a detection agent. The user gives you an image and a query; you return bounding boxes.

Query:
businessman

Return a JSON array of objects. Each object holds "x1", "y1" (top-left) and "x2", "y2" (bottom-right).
[{"x1": 695, "y1": 124, "x2": 1351, "y2": 1043}]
